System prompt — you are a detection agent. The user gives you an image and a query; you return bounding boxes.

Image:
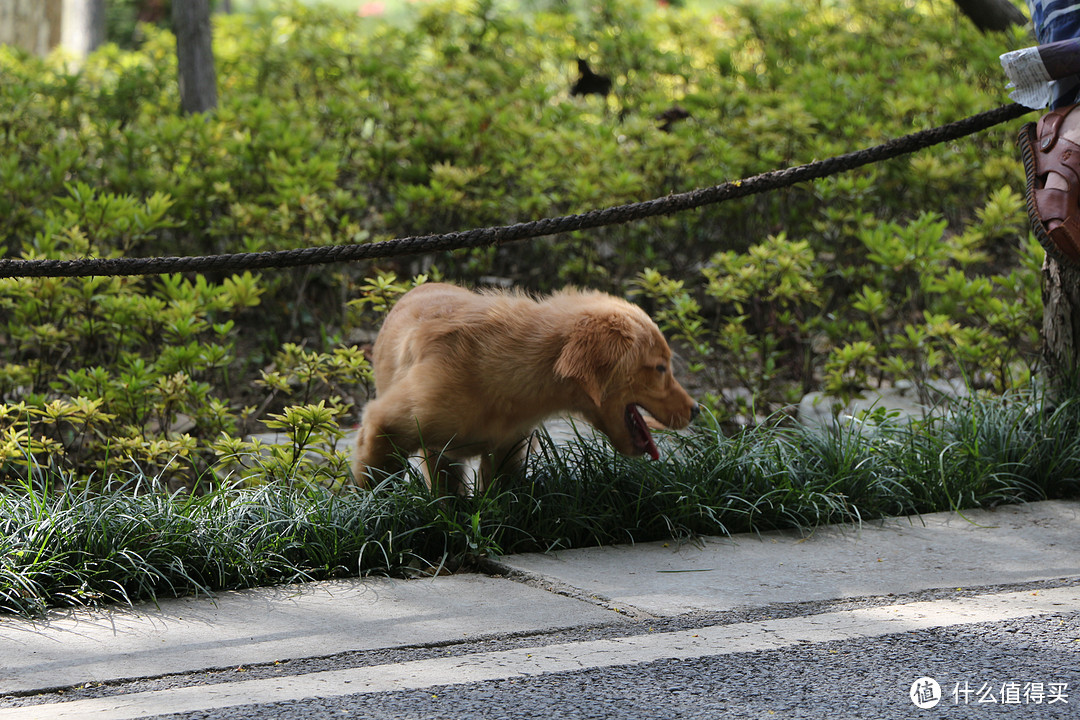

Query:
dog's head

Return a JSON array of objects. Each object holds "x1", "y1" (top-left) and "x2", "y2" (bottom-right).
[{"x1": 554, "y1": 298, "x2": 699, "y2": 460}]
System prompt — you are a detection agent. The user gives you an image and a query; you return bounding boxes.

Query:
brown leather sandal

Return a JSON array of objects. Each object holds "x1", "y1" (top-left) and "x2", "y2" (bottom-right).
[{"x1": 1020, "y1": 103, "x2": 1080, "y2": 267}]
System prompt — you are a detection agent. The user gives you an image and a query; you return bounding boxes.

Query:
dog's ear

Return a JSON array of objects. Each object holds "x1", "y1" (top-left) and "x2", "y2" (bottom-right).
[{"x1": 554, "y1": 313, "x2": 636, "y2": 406}]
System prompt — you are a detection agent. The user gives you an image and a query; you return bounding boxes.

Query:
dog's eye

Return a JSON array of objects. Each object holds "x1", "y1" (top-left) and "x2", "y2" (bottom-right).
[{"x1": 655, "y1": 364, "x2": 668, "y2": 373}]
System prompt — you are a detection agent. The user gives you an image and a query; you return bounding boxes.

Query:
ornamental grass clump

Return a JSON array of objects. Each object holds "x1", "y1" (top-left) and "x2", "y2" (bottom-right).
[{"x1": 2, "y1": 388, "x2": 1079, "y2": 617}]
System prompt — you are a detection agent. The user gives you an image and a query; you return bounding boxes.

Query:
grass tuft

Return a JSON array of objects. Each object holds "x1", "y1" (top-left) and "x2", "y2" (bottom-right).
[{"x1": 2, "y1": 388, "x2": 1079, "y2": 616}]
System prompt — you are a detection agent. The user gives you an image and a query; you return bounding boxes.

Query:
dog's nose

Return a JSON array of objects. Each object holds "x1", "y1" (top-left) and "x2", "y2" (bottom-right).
[{"x1": 690, "y1": 402, "x2": 701, "y2": 422}]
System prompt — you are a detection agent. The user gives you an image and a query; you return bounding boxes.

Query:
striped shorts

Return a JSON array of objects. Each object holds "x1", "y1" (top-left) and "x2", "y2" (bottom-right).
[{"x1": 1027, "y1": 0, "x2": 1080, "y2": 106}]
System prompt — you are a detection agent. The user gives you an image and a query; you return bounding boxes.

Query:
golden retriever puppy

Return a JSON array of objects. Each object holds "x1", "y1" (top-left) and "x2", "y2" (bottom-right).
[{"x1": 350, "y1": 282, "x2": 699, "y2": 494}]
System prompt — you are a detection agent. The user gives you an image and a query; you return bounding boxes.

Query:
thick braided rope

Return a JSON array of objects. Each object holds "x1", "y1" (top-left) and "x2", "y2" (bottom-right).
[{"x1": 0, "y1": 103, "x2": 1033, "y2": 279}]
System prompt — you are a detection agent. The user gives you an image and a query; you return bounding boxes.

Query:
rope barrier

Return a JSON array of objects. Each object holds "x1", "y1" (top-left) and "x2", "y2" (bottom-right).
[{"x1": 0, "y1": 103, "x2": 1034, "y2": 279}]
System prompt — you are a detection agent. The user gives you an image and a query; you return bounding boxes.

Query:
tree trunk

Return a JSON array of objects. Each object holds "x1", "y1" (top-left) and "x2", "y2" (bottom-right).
[
  {"x1": 173, "y1": 0, "x2": 218, "y2": 115},
  {"x1": 87, "y1": 0, "x2": 105, "y2": 51},
  {"x1": 1041, "y1": 256, "x2": 1080, "y2": 392},
  {"x1": 952, "y1": 0, "x2": 1027, "y2": 32},
  {"x1": 0, "y1": 0, "x2": 60, "y2": 56},
  {"x1": 58, "y1": 0, "x2": 106, "y2": 56}
]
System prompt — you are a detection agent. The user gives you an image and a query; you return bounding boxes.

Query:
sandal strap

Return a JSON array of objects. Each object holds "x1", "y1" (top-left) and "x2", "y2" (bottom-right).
[
  {"x1": 1039, "y1": 138, "x2": 1080, "y2": 185},
  {"x1": 1033, "y1": 135, "x2": 1080, "y2": 226},
  {"x1": 1035, "y1": 186, "x2": 1075, "y2": 223},
  {"x1": 1038, "y1": 103, "x2": 1080, "y2": 152},
  {"x1": 1049, "y1": 221, "x2": 1080, "y2": 261}
]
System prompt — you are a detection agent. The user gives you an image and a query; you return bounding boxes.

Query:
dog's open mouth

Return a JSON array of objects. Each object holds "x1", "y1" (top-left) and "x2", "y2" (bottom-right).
[{"x1": 625, "y1": 404, "x2": 660, "y2": 460}]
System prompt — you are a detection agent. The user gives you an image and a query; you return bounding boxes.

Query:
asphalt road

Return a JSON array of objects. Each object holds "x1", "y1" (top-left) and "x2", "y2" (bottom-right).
[
  {"x1": 148, "y1": 609, "x2": 1076, "y2": 720},
  {"x1": 4, "y1": 580, "x2": 1077, "y2": 719}
]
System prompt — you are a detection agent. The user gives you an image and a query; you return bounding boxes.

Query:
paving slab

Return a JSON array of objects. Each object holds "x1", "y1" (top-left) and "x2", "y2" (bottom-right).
[
  {"x1": 498, "y1": 500, "x2": 1080, "y2": 617},
  {"x1": 0, "y1": 574, "x2": 622, "y2": 695}
]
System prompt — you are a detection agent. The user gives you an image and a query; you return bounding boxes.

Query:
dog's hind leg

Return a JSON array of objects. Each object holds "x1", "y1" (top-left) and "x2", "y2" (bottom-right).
[
  {"x1": 476, "y1": 434, "x2": 537, "y2": 494},
  {"x1": 350, "y1": 397, "x2": 415, "y2": 488},
  {"x1": 420, "y1": 450, "x2": 468, "y2": 497},
  {"x1": 350, "y1": 425, "x2": 398, "y2": 489}
]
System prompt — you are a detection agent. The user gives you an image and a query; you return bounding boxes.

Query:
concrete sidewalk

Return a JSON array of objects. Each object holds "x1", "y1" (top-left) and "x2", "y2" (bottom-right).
[{"x1": 1, "y1": 500, "x2": 1078, "y2": 696}]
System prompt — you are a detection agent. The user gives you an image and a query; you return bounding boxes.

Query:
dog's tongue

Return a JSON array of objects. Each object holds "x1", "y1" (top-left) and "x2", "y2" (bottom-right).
[{"x1": 627, "y1": 405, "x2": 660, "y2": 461}]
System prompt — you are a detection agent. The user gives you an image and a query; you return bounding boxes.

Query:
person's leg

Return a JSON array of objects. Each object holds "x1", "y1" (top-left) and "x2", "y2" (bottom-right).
[{"x1": 1022, "y1": 2, "x2": 1080, "y2": 264}]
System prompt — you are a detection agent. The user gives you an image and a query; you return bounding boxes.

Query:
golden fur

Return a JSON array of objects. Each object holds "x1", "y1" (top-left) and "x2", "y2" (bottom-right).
[{"x1": 350, "y1": 282, "x2": 699, "y2": 493}]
